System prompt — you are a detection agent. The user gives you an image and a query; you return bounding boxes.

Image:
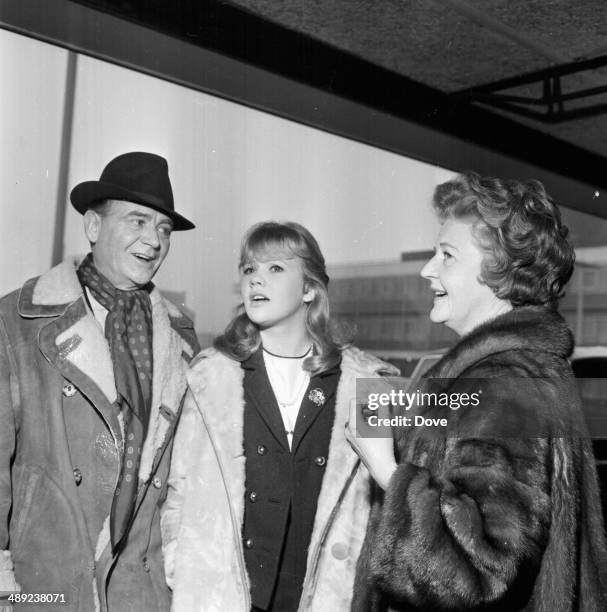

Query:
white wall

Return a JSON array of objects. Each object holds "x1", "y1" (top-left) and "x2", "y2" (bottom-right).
[
  {"x1": 0, "y1": 30, "x2": 68, "y2": 293},
  {"x1": 3, "y1": 30, "x2": 454, "y2": 339}
]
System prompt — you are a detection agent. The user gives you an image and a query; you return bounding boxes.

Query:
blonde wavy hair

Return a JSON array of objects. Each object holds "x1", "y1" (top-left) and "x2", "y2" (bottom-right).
[{"x1": 214, "y1": 221, "x2": 345, "y2": 375}]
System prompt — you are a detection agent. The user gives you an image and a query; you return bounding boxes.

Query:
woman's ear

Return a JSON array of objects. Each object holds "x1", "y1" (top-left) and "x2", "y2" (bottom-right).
[{"x1": 303, "y1": 285, "x2": 316, "y2": 303}]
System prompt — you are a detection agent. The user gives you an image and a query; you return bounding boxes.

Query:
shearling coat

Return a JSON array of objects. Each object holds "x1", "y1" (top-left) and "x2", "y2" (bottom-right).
[
  {"x1": 0, "y1": 258, "x2": 199, "y2": 612},
  {"x1": 161, "y1": 346, "x2": 397, "y2": 611},
  {"x1": 353, "y1": 306, "x2": 607, "y2": 611}
]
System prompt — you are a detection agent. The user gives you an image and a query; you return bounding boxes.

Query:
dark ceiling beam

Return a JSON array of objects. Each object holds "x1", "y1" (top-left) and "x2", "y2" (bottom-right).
[
  {"x1": 2, "y1": 0, "x2": 607, "y2": 218},
  {"x1": 61, "y1": 0, "x2": 607, "y2": 187}
]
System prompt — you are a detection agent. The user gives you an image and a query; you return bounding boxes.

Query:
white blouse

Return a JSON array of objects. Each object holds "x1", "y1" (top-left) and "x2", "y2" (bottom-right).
[{"x1": 262, "y1": 347, "x2": 312, "y2": 450}]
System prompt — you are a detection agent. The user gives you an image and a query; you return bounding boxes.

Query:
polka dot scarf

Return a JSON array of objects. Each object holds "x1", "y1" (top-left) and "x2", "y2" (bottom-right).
[{"x1": 77, "y1": 253, "x2": 153, "y2": 550}]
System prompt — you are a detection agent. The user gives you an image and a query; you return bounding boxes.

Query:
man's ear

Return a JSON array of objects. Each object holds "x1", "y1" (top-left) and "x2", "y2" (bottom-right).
[{"x1": 83, "y1": 209, "x2": 102, "y2": 244}]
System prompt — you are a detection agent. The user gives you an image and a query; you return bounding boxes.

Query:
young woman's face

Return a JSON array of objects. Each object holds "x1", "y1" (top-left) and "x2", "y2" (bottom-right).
[
  {"x1": 240, "y1": 248, "x2": 315, "y2": 331},
  {"x1": 420, "y1": 217, "x2": 510, "y2": 336}
]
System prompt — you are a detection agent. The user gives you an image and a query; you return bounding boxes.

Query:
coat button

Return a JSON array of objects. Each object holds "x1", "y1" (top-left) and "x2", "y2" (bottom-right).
[
  {"x1": 142, "y1": 556, "x2": 150, "y2": 572},
  {"x1": 152, "y1": 476, "x2": 162, "y2": 489},
  {"x1": 315, "y1": 455, "x2": 326, "y2": 467},
  {"x1": 62, "y1": 382, "x2": 76, "y2": 397},
  {"x1": 244, "y1": 538, "x2": 254, "y2": 549},
  {"x1": 257, "y1": 445, "x2": 267, "y2": 455},
  {"x1": 248, "y1": 491, "x2": 257, "y2": 503},
  {"x1": 73, "y1": 468, "x2": 82, "y2": 486},
  {"x1": 331, "y1": 543, "x2": 349, "y2": 560}
]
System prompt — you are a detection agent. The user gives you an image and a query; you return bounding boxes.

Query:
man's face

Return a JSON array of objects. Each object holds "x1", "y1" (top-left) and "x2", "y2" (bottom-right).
[{"x1": 84, "y1": 200, "x2": 173, "y2": 290}]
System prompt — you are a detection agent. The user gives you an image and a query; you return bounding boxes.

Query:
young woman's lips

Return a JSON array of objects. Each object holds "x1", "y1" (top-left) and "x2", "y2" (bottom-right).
[{"x1": 249, "y1": 294, "x2": 269, "y2": 306}]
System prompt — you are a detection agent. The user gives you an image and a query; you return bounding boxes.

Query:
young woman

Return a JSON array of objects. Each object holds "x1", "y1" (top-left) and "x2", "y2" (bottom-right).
[
  {"x1": 348, "y1": 173, "x2": 607, "y2": 611},
  {"x1": 161, "y1": 221, "x2": 396, "y2": 611}
]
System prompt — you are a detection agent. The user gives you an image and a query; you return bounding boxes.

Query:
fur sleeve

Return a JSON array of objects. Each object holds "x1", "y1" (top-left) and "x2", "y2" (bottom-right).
[
  {"x1": 160, "y1": 388, "x2": 202, "y2": 589},
  {"x1": 368, "y1": 374, "x2": 554, "y2": 609}
]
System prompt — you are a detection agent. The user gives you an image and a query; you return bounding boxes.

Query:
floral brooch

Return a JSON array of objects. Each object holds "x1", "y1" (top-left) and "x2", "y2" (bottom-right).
[{"x1": 308, "y1": 388, "x2": 326, "y2": 406}]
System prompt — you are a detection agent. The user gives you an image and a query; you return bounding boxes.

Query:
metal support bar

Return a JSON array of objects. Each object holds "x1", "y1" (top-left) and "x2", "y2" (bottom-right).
[
  {"x1": 51, "y1": 50, "x2": 77, "y2": 266},
  {"x1": 474, "y1": 95, "x2": 607, "y2": 124},
  {"x1": 457, "y1": 54, "x2": 607, "y2": 97},
  {"x1": 478, "y1": 83, "x2": 607, "y2": 107},
  {"x1": 456, "y1": 54, "x2": 607, "y2": 123}
]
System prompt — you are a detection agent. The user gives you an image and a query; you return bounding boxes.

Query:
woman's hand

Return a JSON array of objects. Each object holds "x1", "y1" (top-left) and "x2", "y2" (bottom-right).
[{"x1": 345, "y1": 399, "x2": 398, "y2": 490}]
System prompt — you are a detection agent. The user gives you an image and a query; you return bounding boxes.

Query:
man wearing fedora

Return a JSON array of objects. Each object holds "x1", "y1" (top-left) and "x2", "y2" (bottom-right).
[{"x1": 0, "y1": 152, "x2": 199, "y2": 611}]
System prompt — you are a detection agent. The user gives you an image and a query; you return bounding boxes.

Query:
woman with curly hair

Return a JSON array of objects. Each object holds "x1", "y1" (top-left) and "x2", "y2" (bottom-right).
[
  {"x1": 162, "y1": 221, "x2": 396, "y2": 611},
  {"x1": 348, "y1": 172, "x2": 607, "y2": 611}
]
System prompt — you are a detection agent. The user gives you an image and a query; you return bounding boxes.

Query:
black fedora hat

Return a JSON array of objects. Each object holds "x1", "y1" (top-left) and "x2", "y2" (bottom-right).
[{"x1": 70, "y1": 152, "x2": 195, "y2": 230}]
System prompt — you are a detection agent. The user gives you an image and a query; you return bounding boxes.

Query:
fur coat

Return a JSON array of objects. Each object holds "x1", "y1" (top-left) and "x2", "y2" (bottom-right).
[
  {"x1": 161, "y1": 346, "x2": 397, "y2": 611},
  {"x1": 353, "y1": 306, "x2": 607, "y2": 611}
]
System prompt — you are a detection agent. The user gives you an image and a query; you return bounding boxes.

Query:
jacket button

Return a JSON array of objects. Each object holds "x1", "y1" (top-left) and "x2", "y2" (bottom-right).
[
  {"x1": 142, "y1": 556, "x2": 150, "y2": 572},
  {"x1": 73, "y1": 468, "x2": 82, "y2": 486},
  {"x1": 152, "y1": 476, "x2": 162, "y2": 489},
  {"x1": 331, "y1": 543, "x2": 349, "y2": 560},
  {"x1": 248, "y1": 491, "x2": 257, "y2": 503},
  {"x1": 315, "y1": 455, "x2": 326, "y2": 467},
  {"x1": 244, "y1": 538, "x2": 254, "y2": 549},
  {"x1": 62, "y1": 382, "x2": 76, "y2": 397},
  {"x1": 257, "y1": 445, "x2": 266, "y2": 455}
]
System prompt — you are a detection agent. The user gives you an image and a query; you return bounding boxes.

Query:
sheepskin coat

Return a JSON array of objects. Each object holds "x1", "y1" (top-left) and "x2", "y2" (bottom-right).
[
  {"x1": 161, "y1": 346, "x2": 397, "y2": 611},
  {"x1": 353, "y1": 306, "x2": 607, "y2": 611},
  {"x1": 0, "y1": 258, "x2": 199, "y2": 612}
]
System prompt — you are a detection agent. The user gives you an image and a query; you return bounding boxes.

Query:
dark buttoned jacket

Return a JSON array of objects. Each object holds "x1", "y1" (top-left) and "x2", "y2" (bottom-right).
[{"x1": 242, "y1": 350, "x2": 340, "y2": 611}]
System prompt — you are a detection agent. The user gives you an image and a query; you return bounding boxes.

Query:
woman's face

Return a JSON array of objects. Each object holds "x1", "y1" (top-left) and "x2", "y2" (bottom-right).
[
  {"x1": 239, "y1": 246, "x2": 315, "y2": 331},
  {"x1": 420, "y1": 217, "x2": 511, "y2": 336}
]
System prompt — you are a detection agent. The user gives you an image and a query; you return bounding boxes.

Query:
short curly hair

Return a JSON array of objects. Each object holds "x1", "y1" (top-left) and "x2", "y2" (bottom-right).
[{"x1": 433, "y1": 172, "x2": 575, "y2": 308}]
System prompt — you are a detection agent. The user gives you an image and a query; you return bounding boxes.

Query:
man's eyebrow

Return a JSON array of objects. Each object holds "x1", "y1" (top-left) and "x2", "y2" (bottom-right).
[
  {"x1": 123, "y1": 210, "x2": 172, "y2": 227},
  {"x1": 439, "y1": 241, "x2": 458, "y2": 250},
  {"x1": 124, "y1": 210, "x2": 152, "y2": 219}
]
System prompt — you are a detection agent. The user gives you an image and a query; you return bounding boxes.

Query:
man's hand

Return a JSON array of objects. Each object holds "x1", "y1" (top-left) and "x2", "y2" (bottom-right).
[{"x1": 345, "y1": 400, "x2": 398, "y2": 490}]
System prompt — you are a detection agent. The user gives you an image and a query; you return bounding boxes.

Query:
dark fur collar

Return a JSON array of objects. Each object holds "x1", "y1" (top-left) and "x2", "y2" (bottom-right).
[{"x1": 427, "y1": 306, "x2": 573, "y2": 379}]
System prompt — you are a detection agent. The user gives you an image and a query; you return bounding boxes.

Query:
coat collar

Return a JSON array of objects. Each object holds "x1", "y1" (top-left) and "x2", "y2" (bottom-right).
[
  {"x1": 427, "y1": 306, "x2": 574, "y2": 380},
  {"x1": 291, "y1": 366, "x2": 340, "y2": 454},
  {"x1": 243, "y1": 350, "x2": 291, "y2": 450},
  {"x1": 18, "y1": 258, "x2": 84, "y2": 318}
]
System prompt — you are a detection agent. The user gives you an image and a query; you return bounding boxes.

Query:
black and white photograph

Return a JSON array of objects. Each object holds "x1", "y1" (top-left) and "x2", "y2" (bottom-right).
[{"x1": 1, "y1": 1, "x2": 607, "y2": 610}]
